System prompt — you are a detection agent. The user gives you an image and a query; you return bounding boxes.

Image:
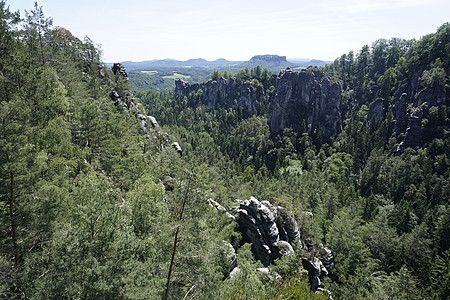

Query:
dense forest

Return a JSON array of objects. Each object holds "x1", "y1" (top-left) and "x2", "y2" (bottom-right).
[{"x1": 1, "y1": 1, "x2": 449, "y2": 299}]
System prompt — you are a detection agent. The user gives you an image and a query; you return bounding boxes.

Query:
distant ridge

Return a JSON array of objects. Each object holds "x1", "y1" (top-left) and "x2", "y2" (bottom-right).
[
  {"x1": 235, "y1": 54, "x2": 296, "y2": 71},
  {"x1": 115, "y1": 55, "x2": 331, "y2": 72}
]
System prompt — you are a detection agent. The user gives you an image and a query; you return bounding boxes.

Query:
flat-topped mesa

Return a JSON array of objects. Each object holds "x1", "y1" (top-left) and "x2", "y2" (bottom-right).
[
  {"x1": 268, "y1": 67, "x2": 342, "y2": 138},
  {"x1": 250, "y1": 54, "x2": 287, "y2": 64}
]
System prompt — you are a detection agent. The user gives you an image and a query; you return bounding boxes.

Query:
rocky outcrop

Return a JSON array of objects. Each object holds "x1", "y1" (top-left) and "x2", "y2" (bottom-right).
[
  {"x1": 175, "y1": 77, "x2": 262, "y2": 118},
  {"x1": 223, "y1": 241, "x2": 238, "y2": 276},
  {"x1": 110, "y1": 63, "x2": 182, "y2": 152},
  {"x1": 302, "y1": 257, "x2": 328, "y2": 290},
  {"x1": 367, "y1": 98, "x2": 385, "y2": 123},
  {"x1": 268, "y1": 67, "x2": 342, "y2": 137},
  {"x1": 236, "y1": 197, "x2": 282, "y2": 266},
  {"x1": 393, "y1": 70, "x2": 447, "y2": 154},
  {"x1": 393, "y1": 93, "x2": 409, "y2": 135},
  {"x1": 112, "y1": 63, "x2": 129, "y2": 80},
  {"x1": 171, "y1": 142, "x2": 182, "y2": 157},
  {"x1": 175, "y1": 68, "x2": 342, "y2": 138},
  {"x1": 208, "y1": 196, "x2": 334, "y2": 290}
]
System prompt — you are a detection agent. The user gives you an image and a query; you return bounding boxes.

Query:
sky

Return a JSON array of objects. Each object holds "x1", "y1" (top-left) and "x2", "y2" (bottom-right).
[{"x1": 8, "y1": 0, "x2": 450, "y2": 63}]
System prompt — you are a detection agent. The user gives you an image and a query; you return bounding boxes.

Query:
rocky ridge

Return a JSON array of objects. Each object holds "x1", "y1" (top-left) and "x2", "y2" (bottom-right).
[
  {"x1": 175, "y1": 67, "x2": 342, "y2": 138},
  {"x1": 175, "y1": 76, "x2": 264, "y2": 118},
  {"x1": 110, "y1": 63, "x2": 182, "y2": 153}
]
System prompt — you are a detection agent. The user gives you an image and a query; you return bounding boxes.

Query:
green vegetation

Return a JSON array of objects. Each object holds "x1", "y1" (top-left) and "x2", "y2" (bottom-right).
[
  {"x1": 0, "y1": 1, "x2": 448, "y2": 299},
  {"x1": 162, "y1": 72, "x2": 190, "y2": 79},
  {"x1": 129, "y1": 68, "x2": 211, "y2": 91}
]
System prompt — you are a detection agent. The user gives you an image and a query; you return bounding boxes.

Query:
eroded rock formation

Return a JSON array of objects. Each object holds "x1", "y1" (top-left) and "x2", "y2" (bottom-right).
[
  {"x1": 175, "y1": 67, "x2": 342, "y2": 138},
  {"x1": 209, "y1": 196, "x2": 335, "y2": 290},
  {"x1": 110, "y1": 63, "x2": 180, "y2": 151},
  {"x1": 393, "y1": 71, "x2": 447, "y2": 154},
  {"x1": 268, "y1": 67, "x2": 342, "y2": 137},
  {"x1": 175, "y1": 77, "x2": 263, "y2": 118}
]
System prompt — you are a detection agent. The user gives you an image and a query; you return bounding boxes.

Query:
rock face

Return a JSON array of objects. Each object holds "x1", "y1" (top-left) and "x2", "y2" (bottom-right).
[
  {"x1": 175, "y1": 77, "x2": 262, "y2": 118},
  {"x1": 268, "y1": 68, "x2": 342, "y2": 138},
  {"x1": 393, "y1": 71, "x2": 447, "y2": 154},
  {"x1": 367, "y1": 98, "x2": 385, "y2": 123},
  {"x1": 236, "y1": 197, "x2": 282, "y2": 266},
  {"x1": 112, "y1": 63, "x2": 129, "y2": 80},
  {"x1": 175, "y1": 68, "x2": 342, "y2": 138}
]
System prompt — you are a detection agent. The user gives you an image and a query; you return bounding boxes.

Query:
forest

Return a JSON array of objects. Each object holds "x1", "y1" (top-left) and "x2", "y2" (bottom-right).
[{"x1": 0, "y1": 1, "x2": 449, "y2": 299}]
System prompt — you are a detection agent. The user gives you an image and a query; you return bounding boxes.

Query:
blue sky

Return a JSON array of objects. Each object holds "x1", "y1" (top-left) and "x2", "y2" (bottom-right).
[{"x1": 7, "y1": 0, "x2": 450, "y2": 62}]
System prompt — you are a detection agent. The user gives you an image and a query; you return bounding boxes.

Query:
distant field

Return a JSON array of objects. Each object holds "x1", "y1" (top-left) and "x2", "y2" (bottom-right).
[
  {"x1": 162, "y1": 73, "x2": 191, "y2": 79},
  {"x1": 140, "y1": 70, "x2": 158, "y2": 75}
]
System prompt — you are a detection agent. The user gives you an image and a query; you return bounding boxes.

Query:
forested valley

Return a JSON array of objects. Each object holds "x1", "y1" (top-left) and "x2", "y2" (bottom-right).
[{"x1": 1, "y1": 1, "x2": 449, "y2": 299}]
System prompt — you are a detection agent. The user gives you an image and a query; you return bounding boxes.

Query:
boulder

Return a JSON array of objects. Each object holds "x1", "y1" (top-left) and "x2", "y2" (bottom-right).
[
  {"x1": 147, "y1": 115, "x2": 159, "y2": 128},
  {"x1": 302, "y1": 257, "x2": 328, "y2": 290}
]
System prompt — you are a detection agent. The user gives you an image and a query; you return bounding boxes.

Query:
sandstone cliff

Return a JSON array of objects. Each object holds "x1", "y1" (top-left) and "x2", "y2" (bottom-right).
[
  {"x1": 175, "y1": 67, "x2": 342, "y2": 138},
  {"x1": 268, "y1": 67, "x2": 342, "y2": 137},
  {"x1": 175, "y1": 77, "x2": 264, "y2": 118},
  {"x1": 393, "y1": 70, "x2": 447, "y2": 154}
]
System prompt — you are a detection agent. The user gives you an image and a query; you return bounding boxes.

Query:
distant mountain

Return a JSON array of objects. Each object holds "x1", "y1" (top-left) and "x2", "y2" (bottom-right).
[
  {"x1": 288, "y1": 58, "x2": 332, "y2": 67},
  {"x1": 235, "y1": 55, "x2": 297, "y2": 72},
  {"x1": 116, "y1": 55, "x2": 330, "y2": 72}
]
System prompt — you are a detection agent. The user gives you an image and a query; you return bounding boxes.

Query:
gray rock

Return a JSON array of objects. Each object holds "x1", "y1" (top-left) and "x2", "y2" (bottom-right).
[
  {"x1": 236, "y1": 197, "x2": 302, "y2": 266},
  {"x1": 147, "y1": 115, "x2": 159, "y2": 127},
  {"x1": 171, "y1": 142, "x2": 182, "y2": 157},
  {"x1": 393, "y1": 93, "x2": 409, "y2": 135},
  {"x1": 175, "y1": 69, "x2": 342, "y2": 138},
  {"x1": 229, "y1": 267, "x2": 241, "y2": 279},
  {"x1": 367, "y1": 98, "x2": 385, "y2": 123},
  {"x1": 267, "y1": 67, "x2": 342, "y2": 137},
  {"x1": 302, "y1": 256, "x2": 328, "y2": 290},
  {"x1": 397, "y1": 103, "x2": 426, "y2": 153},
  {"x1": 319, "y1": 247, "x2": 335, "y2": 272},
  {"x1": 237, "y1": 197, "x2": 280, "y2": 266},
  {"x1": 275, "y1": 240, "x2": 294, "y2": 256},
  {"x1": 276, "y1": 206, "x2": 301, "y2": 248},
  {"x1": 223, "y1": 241, "x2": 238, "y2": 276},
  {"x1": 112, "y1": 63, "x2": 128, "y2": 80},
  {"x1": 175, "y1": 77, "x2": 260, "y2": 118},
  {"x1": 392, "y1": 69, "x2": 448, "y2": 154}
]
